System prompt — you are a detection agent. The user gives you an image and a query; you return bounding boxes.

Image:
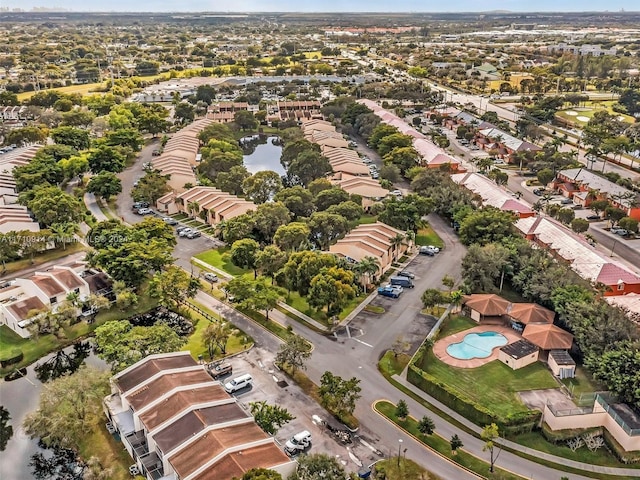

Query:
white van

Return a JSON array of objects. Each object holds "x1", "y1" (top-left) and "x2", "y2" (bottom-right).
[{"x1": 224, "y1": 374, "x2": 253, "y2": 393}]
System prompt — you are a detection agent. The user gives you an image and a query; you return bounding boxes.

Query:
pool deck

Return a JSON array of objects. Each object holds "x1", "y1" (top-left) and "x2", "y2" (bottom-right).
[{"x1": 433, "y1": 325, "x2": 522, "y2": 368}]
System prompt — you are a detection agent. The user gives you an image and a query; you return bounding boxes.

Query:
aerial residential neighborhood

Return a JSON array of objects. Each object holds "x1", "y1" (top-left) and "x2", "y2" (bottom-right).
[{"x1": 0, "y1": 7, "x2": 640, "y2": 480}]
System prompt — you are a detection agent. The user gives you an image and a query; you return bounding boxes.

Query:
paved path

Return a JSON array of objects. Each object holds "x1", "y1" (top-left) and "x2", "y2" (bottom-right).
[{"x1": 83, "y1": 192, "x2": 109, "y2": 222}]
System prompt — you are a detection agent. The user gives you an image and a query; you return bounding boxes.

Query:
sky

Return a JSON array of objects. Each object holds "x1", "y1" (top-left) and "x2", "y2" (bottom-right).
[{"x1": 3, "y1": 0, "x2": 638, "y2": 12}]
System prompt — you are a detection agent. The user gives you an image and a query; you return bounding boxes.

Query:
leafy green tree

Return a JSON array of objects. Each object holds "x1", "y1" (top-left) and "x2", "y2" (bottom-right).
[
  {"x1": 570, "y1": 218, "x2": 589, "y2": 234},
  {"x1": 273, "y1": 222, "x2": 310, "y2": 252},
  {"x1": 589, "y1": 340, "x2": 640, "y2": 408},
  {"x1": 149, "y1": 266, "x2": 199, "y2": 308},
  {"x1": 220, "y1": 214, "x2": 255, "y2": 244},
  {"x1": 378, "y1": 195, "x2": 432, "y2": 232},
  {"x1": 290, "y1": 453, "x2": 347, "y2": 480},
  {"x1": 275, "y1": 334, "x2": 311, "y2": 373},
  {"x1": 421, "y1": 289, "x2": 445, "y2": 314},
  {"x1": 418, "y1": 415, "x2": 435, "y2": 436},
  {"x1": 314, "y1": 187, "x2": 350, "y2": 212},
  {"x1": 249, "y1": 401, "x2": 295, "y2": 435},
  {"x1": 556, "y1": 208, "x2": 575, "y2": 225},
  {"x1": 458, "y1": 207, "x2": 516, "y2": 246},
  {"x1": 174, "y1": 102, "x2": 195, "y2": 125},
  {"x1": 23, "y1": 366, "x2": 110, "y2": 451},
  {"x1": 287, "y1": 150, "x2": 332, "y2": 187},
  {"x1": 619, "y1": 217, "x2": 639, "y2": 234},
  {"x1": 308, "y1": 267, "x2": 356, "y2": 316},
  {"x1": 377, "y1": 134, "x2": 413, "y2": 157},
  {"x1": 5, "y1": 126, "x2": 48, "y2": 146},
  {"x1": 255, "y1": 245, "x2": 287, "y2": 282},
  {"x1": 230, "y1": 239, "x2": 260, "y2": 276},
  {"x1": 461, "y1": 243, "x2": 511, "y2": 292},
  {"x1": 86, "y1": 171, "x2": 122, "y2": 201},
  {"x1": 24, "y1": 185, "x2": 84, "y2": 227},
  {"x1": 234, "y1": 110, "x2": 259, "y2": 130},
  {"x1": 13, "y1": 156, "x2": 64, "y2": 192},
  {"x1": 395, "y1": 400, "x2": 409, "y2": 420},
  {"x1": 280, "y1": 251, "x2": 336, "y2": 295},
  {"x1": 253, "y1": 202, "x2": 291, "y2": 244},
  {"x1": 239, "y1": 468, "x2": 282, "y2": 480},
  {"x1": 308, "y1": 178, "x2": 333, "y2": 197},
  {"x1": 319, "y1": 371, "x2": 361, "y2": 422},
  {"x1": 242, "y1": 170, "x2": 283, "y2": 204},
  {"x1": 131, "y1": 171, "x2": 171, "y2": 203},
  {"x1": 482, "y1": 423, "x2": 502, "y2": 473},
  {"x1": 308, "y1": 212, "x2": 349, "y2": 250},
  {"x1": 138, "y1": 110, "x2": 169, "y2": 137},
  {"x1": 383, "y1": 145, "x2": 420, "y2": 173},
  {"x1": 537, "y1": 168, "x2": 555, "y2": 187},
  {"x1": 202, "y1": 321, "x2": 234, "y2": 358},
  {"x1": 216, "y1": 165, "x2": 250, "y2": 196},
  {"x1": 94, "y1": 320, "x2": 185, "y2": 372},
  {"x1": 589, "y1": 200, "x2": 609, "y2": 217},
  {"x1": 450, "y1": 434, "x2": 463, "y2": 455},
  {"x1": 105, "y1": 128, "x2": 143, "y2": 151},
  {"x1": 51, "y1": 126, "x2": 90, "y2": 150},
  {"x1": 326, "y1": 201, "x2": 364, "y2": 222},
  {"x1": 61, "y1": 110, "x2": 95, "y2": 128},
  {"x1": 247, "y1": 282, "x2": 282, "y2": 321},
  {"x1": 274, "y1": 186, "x2": 315, "y2": 218},
  {"x1": 58, "y1": 154, "x2": 89, "y2": 180},
  {"x1": 87, "y1": 145, "x2": 126, "y2": 173},
  {"x1": 605, "y1": 206, "x2": 626, "y2": 226},
  {"x1": 280, "y1": 139, "x2": 319, "y2": 170}
]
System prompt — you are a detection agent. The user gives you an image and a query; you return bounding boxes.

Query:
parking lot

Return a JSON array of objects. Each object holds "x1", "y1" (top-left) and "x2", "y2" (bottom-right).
[{"x1": 213, "y1": 348, "x2": 382, "y2": 472}]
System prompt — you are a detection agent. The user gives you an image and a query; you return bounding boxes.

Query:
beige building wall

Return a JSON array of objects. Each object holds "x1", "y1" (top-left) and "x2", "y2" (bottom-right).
[
  {"x1": 548, "y1": 355, "x2": 576, "y2": 377},
  {"x1": 498, "y1": 350, "x2": 538, "y2": 370}
]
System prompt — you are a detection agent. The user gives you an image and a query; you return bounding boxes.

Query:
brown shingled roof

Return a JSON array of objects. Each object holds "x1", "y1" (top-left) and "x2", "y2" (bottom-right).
[
  {"x1": 116, "y1": 353, "x2": 198, "y2": 393},
  {"x1": 6, "y1": 296, "x2": 46, "y2": 321},
  {"x1": 192, "y1": 444, "x2": 291, "y2": 480},
  {"x1": 126, "y1": 370, "x2": 212, "y2": 411},
  {"x1": 508, "y1": 303, "x2": 555, "y2": 325},
  {"x1": 522, "y1": 324, "x2": 573, "y2": 350},
  {"x1": 463, "y1": 294, "x2": 510, "y2": 316}
]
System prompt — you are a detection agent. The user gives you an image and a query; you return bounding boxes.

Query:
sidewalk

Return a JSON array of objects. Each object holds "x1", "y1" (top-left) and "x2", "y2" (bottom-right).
[
  {"x1": 392, "y1": 373, "x2": 640, "y2": 477},
  {"x1": 84, "y1": 192, "x2": 109, "y2": 222}
]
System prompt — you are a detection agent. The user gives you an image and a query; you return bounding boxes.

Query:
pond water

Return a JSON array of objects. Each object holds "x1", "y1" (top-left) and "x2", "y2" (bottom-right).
[
  {"x1": 241, "y1": 135, "x2": 284, "y2": 176},
  {"x1": 0, "y1": 346, "x2": 107, "y2": 480}
]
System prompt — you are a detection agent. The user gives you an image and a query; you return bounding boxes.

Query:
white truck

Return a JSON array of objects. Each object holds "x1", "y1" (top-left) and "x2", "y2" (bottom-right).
[{"x1": 284, "y1": 430, "x2": 312, "y2": 456}]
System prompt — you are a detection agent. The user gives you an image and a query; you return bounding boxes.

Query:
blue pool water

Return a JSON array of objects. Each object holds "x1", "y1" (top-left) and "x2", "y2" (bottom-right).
[{"x1": 446, "y1": 331, "x2": 508, "y2": 360}]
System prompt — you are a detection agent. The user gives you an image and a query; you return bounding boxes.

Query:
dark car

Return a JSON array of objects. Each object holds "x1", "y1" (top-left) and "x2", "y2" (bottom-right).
[
  {"x1": 587, "y1": 214, "x2": 601, "y2": 220},
  {"x1": 397, "y1": 270, "x2": 415, "y2": 279},
  {"x1": 533, "y1": 189, "x2": 544, "y2": 196},
  {"x1": 208, "y1": 362, "x2": 232, "y2": 380},
  {"x1": 132, "y1": 201, "x2": 149, "y2": 211}
]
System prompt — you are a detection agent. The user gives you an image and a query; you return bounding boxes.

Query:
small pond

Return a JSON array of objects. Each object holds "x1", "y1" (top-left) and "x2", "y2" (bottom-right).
[{"x1": 240, "y1": 135, "x2": 284, "y2": 176}]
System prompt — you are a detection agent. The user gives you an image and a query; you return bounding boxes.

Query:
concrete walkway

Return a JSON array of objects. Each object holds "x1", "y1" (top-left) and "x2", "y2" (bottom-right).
[
  {"x1": 83, "y1": 192, "x2": 109, "y2": 222},
  {"x1": 393, "y1": 374, "x2": 640, "y2": 477}
]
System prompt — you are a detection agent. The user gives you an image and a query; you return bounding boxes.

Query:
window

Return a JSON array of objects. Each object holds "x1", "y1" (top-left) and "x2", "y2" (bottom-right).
[
  {"x1": 49, "y1": 297, "x2": 57, "y2": 304},
  {"x1": 617, "y1": 283, "x2": 625, "y2": 291}
]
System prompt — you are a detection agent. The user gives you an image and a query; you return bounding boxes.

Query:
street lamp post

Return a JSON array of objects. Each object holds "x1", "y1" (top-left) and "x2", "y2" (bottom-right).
[{"x1": 397, "y1": 439, "x2": 403, "y2": 467}]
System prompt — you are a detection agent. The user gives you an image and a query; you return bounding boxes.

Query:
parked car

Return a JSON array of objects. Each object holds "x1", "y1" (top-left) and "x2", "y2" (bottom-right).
[
  {"x1": 424, "y1": 245, "x2": 440, "y2": 254},
  {"x1": 132, "y1": 201, "x2": 149, "y2": 210},
  {"x1": 175, "y1": 225, "x2": 190, "y2": 234},
  {"x1": 284, "y1": 431, "x2": 312, "y2": 456},
  {"x1": 136, "y1": 208, "x2": 152, "y2": 215},
  {"x1": 178, "y1": 228, "x2": 193, "y2": 237},
  {"x1": 560, "y1": 198, "x2": 573, "y2": 205},
  {"x1": 203, "y1": 272, "x2": 218, "y2": 282},
  {"x1": 371, "y1": 172, "x2": 379, "y2": 179},
  {"x1": 224, "y1": 373, "x2": 253, "y2": 393},
  {"x1": 186, "y1": 230, "x2": 202, "y2": 239},
  {"x1": 397, "y1": 270, "x2": 415, "y2": 279},
  {"x1": 152, "y1": 149, "x2": 161, "y2": 156},
  {"x1": 162, "y1": 216, "x2": 178, "y2": 225},
  {"x1": 612, "y1": 228, "x2": 629, "y2": 236},
  {"x1": 419, "y1": 246, "x2": 435, "y2": 256},
  {"x1": 390, "y1": 276, "x2": 414, "y2": 288},
  {"x1": 533, "y1": 189, "x2": 544, "y2": 196},
  {"x1": 377, "y1": 285, "x2": 402, "y2": 298},
  {"x1": 390, "y1": 189, "x2": 403, "y2": 197},
  {"x1": 208, "y1": 362, "x2": 232, "y2": 380},
  {"x1": 587, "y1": 214, "x2": 601, "y2": 220},
  {"x1": 361, "y1": 157, "x2": 372, "y2": 164}
]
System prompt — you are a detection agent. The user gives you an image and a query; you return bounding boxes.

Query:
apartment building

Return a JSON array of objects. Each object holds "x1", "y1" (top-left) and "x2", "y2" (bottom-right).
[{"x1": 103, "y1": 352, "x2": 296, "y2": 480}]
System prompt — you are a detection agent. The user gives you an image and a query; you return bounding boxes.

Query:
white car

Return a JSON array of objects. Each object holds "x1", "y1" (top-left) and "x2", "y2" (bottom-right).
[
  {"x1": 178, "y1": 228, "x2": 193, "y2": 237},
  {"x1": 362, "y1": 157, "x2": 372, "y2": 164},
  {"x1": 425, "y1": 245, "x2": 440, "y2": 254},
  {"x1": 137, "y1": 208, "x2": 152, "y2": 215},
  {"x1": 390, "y1": 190, "x2": 403, "y2": 196}
]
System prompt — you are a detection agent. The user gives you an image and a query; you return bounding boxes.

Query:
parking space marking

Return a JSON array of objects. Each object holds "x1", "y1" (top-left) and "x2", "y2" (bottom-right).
[{"x1": 352, "y1": 338, "x2": 373, "y2": 348}]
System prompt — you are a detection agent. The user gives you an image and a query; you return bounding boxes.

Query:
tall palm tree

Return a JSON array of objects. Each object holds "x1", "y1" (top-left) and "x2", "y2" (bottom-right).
[
  {"x1": 187, "y1": 201, "x2": 200, "y2": 218},
  {"x1": 355, "y1": 256, "x2": 380, "y2": 292},
  {"x1": 390, "y1": 233, "x2": 406, "y2": 262},
  {"x1": 50, "y1": 222, "x2": 78, "y2": 251}
]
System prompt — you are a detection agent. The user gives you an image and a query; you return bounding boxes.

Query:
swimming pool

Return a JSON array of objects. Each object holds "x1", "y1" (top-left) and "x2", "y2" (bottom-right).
[{"x1": 446, "y1": 331, "x2": 508, "y2": 360}]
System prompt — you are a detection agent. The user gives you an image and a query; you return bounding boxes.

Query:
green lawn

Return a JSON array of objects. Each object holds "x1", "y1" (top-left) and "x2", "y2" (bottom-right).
[
  {"x1": 374, "y1": 458, "x2": 442, "y2": 480},
  {"x1": 78, "y1": 421, "x2": 131, "y2": 480},
  {"x1": 375, "y1": 401, "x2": 526, "y2": 480},
  {"x1": 415, "y1": 224, "x2": 444, "y2": 248},
  {"x1": 194, "y1": 247, "x2": 250, "y2": 276},
  {"x1": 1, "y1": 242, "x2": 86, "y2": 277},
  {"x1": 182, "y1": 301, "x2": 252, "y2": 361},
  {"x1": 284, "y1": 290, "x2": 365, "y2": 325},
  {"x1": 416, "y1": 317, "x2": 558, "y2": 419},
  {"x1": 357, "y1": 214, "x2": 378, "y2": 225},
  {"x1": 561, "y1": 366, "x2": 604, "y2": 401},
  {"x1": 556, "y1": 101, "x2": 636, "y2": 126}
]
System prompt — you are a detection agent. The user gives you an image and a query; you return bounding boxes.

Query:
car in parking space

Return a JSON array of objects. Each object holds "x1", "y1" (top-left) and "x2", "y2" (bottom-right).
[
  {"x1": 390, "y1": 189, "x2": 403, "y2": 197},
  {"x1": 284, "y1": 431, "x2": 312, "y2": 456},
  {"x1": 132, "y1": 201, "x2": 149, "y2": 210},
  {"x1": 533, "y1": 189, "x2": 545, "y2": 196},
  {"x1": 424, "y1": 245, "x2": 440, "y2": 254},
  {"x1": 186, "y1": 230, "x2": 202, "y2": 239},
  {"x1": 587, "y1": 214, "x2": 601, "y2": 220},
  {"x1": 371, "y1": 172, "x2": 379, "y2": 179},
  {"x1": 178, "y1": 228, "x2": 193, "y2": 237},
  {"x1": 207, "y1": 362, "x2": 232, "y2": 380},
  {"x1": 136, "y1": 208, "x2": 152, "y2": 215},
  {"x1": 560, "y1": 198, "x2": 573, "y2": 205},
  {"x1": 419, "y1": 246, "x2": 435, "y2": 256},
  {"x1": 152, "y1": 149, "x2": 161, "y2": 156},
  {"x1": 611, "y1": 227, "x2": 629, "y2": 236},
  {"x1": 203, "y1": 272, "x2": 218, "y2": 282},
  {"x1": 175, "y1": 225, "x2": 190, "y2": 234},
  {"x1": 377, "y1": 285, "x2": 403, "y2": 298},
  {"x1": 162, "y1": 216, "x2": 178, "y2": 225},
  {"x1": 361, "y1": 157, "x2": 372, "y2": 164},
  {"x1": 397, "y1": 270, "x2": 415, "y2": 279}
]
